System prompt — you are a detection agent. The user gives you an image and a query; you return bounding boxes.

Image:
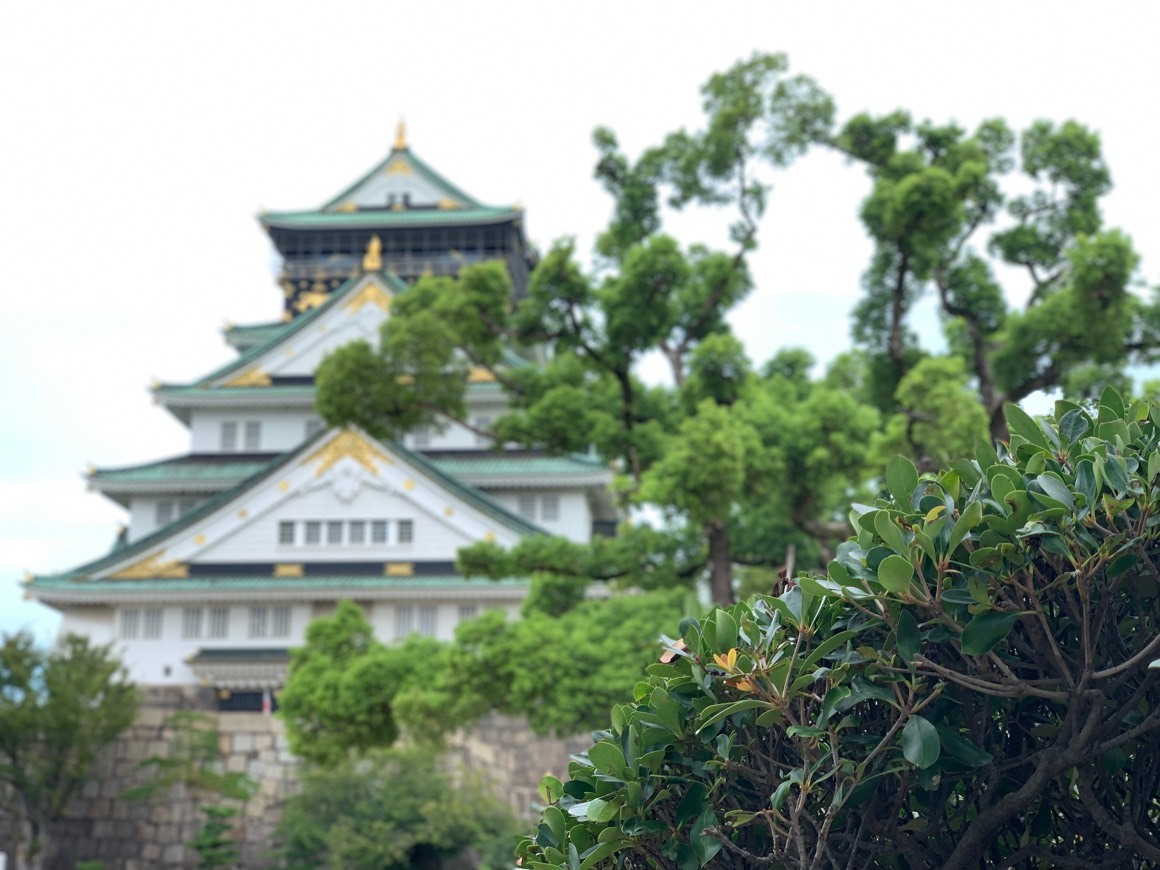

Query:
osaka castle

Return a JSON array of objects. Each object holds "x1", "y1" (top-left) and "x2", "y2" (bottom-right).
[{"x1": 25, "y1": 126, "x2": 616, "y2": 709}]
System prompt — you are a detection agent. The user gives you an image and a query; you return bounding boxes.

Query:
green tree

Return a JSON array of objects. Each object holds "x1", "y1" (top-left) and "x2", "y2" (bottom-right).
[
  {"x1": 0, "y1": 633, "x2": 138, "y2": 870},
  {"x1": 519, "y1": 392, "x2": 1160, "y2": 868},
  {"x1": 275, "y1": 746, "x2": 519, "y2": 870},
  {"x1": 316, "y1": 53, "x2": 837, "y2": 605},
  {"x1": 835, "y1": 112, "x2": 1154, "y2": 439}
]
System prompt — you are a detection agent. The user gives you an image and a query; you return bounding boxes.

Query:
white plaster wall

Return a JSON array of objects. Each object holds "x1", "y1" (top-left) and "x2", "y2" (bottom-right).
[
  {"x1": 107, "y1": 603, "x2": 312, "y2": 685},
  {"x1": 189, "y1": 409, "x2": 317, "y2": 454},
  {"x1": 269, "y1": 311, "x2": 384, "y2": 377},
  {"x1": 369, "y1": 600, "x2": 521, "y2": 643},
  {"x1": 128, "y1": 496, "x2": 207, "y2": 543},
  {"x1": 58, "y1": 607, "x2": 115, "y2": 645},
  {"x1": 489, "y1": 490, "x2": 591, "y2": 542},
  {"x1": 196, "y1": 485, "x2": 473, "y2": 564}
]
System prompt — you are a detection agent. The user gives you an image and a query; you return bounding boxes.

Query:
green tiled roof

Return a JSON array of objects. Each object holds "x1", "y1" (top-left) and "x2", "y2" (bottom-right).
[
  {"x1": 224, "y1": 321, "x2": 290, "y2": 350},
  {"x1": 190, "y1": 648, "x2": 290, "y2": 662},
  {"x1": 29, "y1": 575, "x2": 527, "y2": 595},
  {"x1": 155, "y1": 384, "x2": 317, "y2": 401},
  {"x1": 433, "y1": 455, "x2": 607, "y2": 478},
  {"x1": 91, "y1": 455, "x2": 278, "y2": 485},
  {"x1": 320, "y1": 146, "x2": 484, "y2": 211},
  {"x1": 261, "y1": 206, "x2": 520, "y2": 230},
  {"x1": 189, "y1": 272, "x2": 408, "y2": 388}
]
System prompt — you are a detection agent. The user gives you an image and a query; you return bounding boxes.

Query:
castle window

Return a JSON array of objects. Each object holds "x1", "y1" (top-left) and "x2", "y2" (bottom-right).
[
  {"x1": 119, "y1": 609, "x2": 140, "y2": 640},
  {"x1": 458, "y1": 604, "x2": 477, "y2": 623},
  {"x1": 304, "y1": 521, "x2": 321, "y2": 545},
  {"x1": 327, "y1": 521, "x2": 343, "y2": 545},
  {"x1": 412, "y1": 427, "x2": 431, "y2": 448},
  {"x1": 397, "y1": 520, "x2": 414, "y2": 545},
  {"x1": 249, "y1": 607, "x2": 268, "y2": 638},
  {"x1": 517, "y1": 495, "x2": 536, "y2": 520},
  {"x1": 278, "y1": 521, "x2": 295, "y2": 545},
  {"x1": 143, "y1": 608, "x2": 163, "y2": 640},
  {"x1": 208, "y1": 607, "x2": 229, "y2": 639},
  {"x1": 220, "y1": 421, "x2": 238, "y2": 451},
  {"x1": 541, "y1": 494, "x2": 560, "y2": 522},
  {"x1": 182, "y1": 607, "x2": 203, "y2": 639},
  {"x1": 474, "y1": 417, "x2": 492, "y2": 447},
  {"x1": 244, "y1": 421, "x2": 262, "y2": 450},
  {"x1": 394, "y1": 606, "x2": 414, "y2": 638},
  {"x1": 156, "y1": 501, "x2": 174, "y2": 526},
  {"x1": 349, "y1": 521, "x2": 365, "y2": 544},
  {"x1": 418, "y1": 606, "x2": 437, "y2": 636},
  {"x1": 272, "y1": 606, "x2": 291, "y2": 638},
  {"x1": 371, "y1": 520, "x2": 388, "y2": 544},
  {"x1": 305, "y1": 419, "x2": 324, "y2": 439}
]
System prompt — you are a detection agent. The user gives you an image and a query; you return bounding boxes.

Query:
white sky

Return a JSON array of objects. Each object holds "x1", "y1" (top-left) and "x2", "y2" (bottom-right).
[{"x1": 2, "y1": 1, "x2": 1158, "y2": 639}]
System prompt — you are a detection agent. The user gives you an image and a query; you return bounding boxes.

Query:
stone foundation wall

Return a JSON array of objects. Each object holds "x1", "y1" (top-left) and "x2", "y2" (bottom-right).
[{"x1": 0, "y1": 688, "x2": 584, "y2": 869}]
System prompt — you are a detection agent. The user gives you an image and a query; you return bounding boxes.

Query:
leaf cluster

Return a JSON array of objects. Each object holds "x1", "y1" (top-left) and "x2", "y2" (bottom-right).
[{"x1": 520, "y1": 392, "x2": 1160, "y2": 868}]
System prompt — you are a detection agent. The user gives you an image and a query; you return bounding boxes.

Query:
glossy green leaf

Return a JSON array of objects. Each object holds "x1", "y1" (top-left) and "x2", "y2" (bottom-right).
[
  {"x1": 901, "y1": 715, "x2": 940, "y2": 769},
  {"x1": 877, "y1": 554, "x2": 914, "y2": 594},
  {"x1": 696, "y1": 699, "x2": 770, "y2": 733},
  {"x1": 1005, "y1": 403, "x2": 1050, "y2": 449},
  {"x1": 946, "y1": 499, "x2": 983, "y2": 556},
  {"x1": 887, "y1": 454, "x2": 919, "y2": 507},
  {"x1": 896, "y1": 609, "x2": 920, "y2": 663},
  {"x1": 1035, "y1": 474, "x2": 1074, "y2": 508},
  {"x1": 935, "y1": 726, "x2": 993, "y2": 767},
  {"x1": 874, "y1": 510, "x2": 908, "y2": 554},
  {"x1": 587, "y1": 741, "x2": 629, "y2": 778},
  {"x1": 960, "y1": 611, "x2": 1021, "y2": 656}
]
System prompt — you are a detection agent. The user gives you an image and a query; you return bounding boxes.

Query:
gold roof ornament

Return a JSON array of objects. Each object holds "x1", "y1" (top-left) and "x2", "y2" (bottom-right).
[
  {"x1": 363, "y1": 235, "x2": 383, "y2": 272},
  {"x1": 394, "y1": 118, "x2": 407, "y2": 151}
]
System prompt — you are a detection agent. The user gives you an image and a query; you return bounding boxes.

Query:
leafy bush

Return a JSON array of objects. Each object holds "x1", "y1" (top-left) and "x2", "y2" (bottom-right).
[
  {"x1": 275, "y1": 746, "x2": 519, "y2": 869},
  {"x1": 519, "y1": 392, "x2": 1160, "y2": 868}
]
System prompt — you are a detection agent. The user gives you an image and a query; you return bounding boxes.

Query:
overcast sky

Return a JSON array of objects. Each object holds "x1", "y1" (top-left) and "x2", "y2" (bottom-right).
[{"x1": 2, "y1": 2, "x2": 1158, "y2": 640}]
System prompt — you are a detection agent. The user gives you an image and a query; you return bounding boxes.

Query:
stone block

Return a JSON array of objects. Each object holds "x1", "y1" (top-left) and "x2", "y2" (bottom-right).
[
  {"x1": 246, "y1": 759, "x2": 266, "y2": 779},
  {"x1": 136, "y1": 708, "x2": 168, "y2": 728},
  {"x1": 151, "y1": 804, "x2": 171, "y2": 824},
  {"x1": 218, "y1": 733, "x2": 232, "y2": 755},
  {"x1": 233, "y1": 732, "x2": 255, "y2": 753},
  {"x1": 255, "y1": 733, "x2": 273, "y2": 751},
  {"x1": 227, "y1": 754, "x2": 247, "y2": 773},
  {"x1": 162, "y1": 844, "x2": 185, "y2": 864},
  {"x1": 143, "y1": 842, "x2": 161, "y2": 861}
]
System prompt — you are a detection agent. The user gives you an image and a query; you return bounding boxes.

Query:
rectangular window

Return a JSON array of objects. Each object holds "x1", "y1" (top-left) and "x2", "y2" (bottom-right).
[
  {"x1": 143, "y1": 608, "x2": 163, "y2": 640},
  {"x1": 304, "y1": 419, "x2": 324, "y2": 439},
  {"x1": 371, "y1": 520, "x2": 388, "y2": 544},
  {"x1": 271, "y1": 606, "x2": 291, "y2": 638},
  {"x1": 349, "y1": 521, "x2": 366, "y2": 544},
  {"x1": 327, "y1": 521, "x2": 343, "y2": 545},
  {"x1": 394, "y1": 606, "x2": 414, "y2": 638},
  {"x1": 249, "y1": 607, "x2": 268, "y2": 638},
  {"x1": 182, "y1": 607, "x2": 202, "y2": 640},
  {"x1": 474, "y1": 417, "x2": 492, "y2": 447},
  {"x1": 412, "y1": 427, "x2": 431, "y2": 448},
  {"x1": 278, "y1": 521, "x2": 295, "y2": 545},
  {"x1": 541, "y1": 494, "x2": 560, "y2": 522},
  {"x1": 208, "y1": 607, "x2": 229, "y2": 639},
  {"x1": 120, "y1": 609, "x2": 140, "y2": 640},
  {"x1": 397, "y1": 519, "x2": 414, "y2": 544},
  {"x1": 220, "y1": 421, "x2": 237, "y2": 451},
  {"x1": 304, "y1": 521, "x2": 321, "y2": 545},
  {"x1": 244, "y1": 421, "x2": 262, "y2": 450},
  {"x1": 517, "y1": 495, "x2": 536, "y2": 520},
  {"x1": 418, "y1": 606, "x2": 437, "y2": 636},
  {"x1": 155, "y1": 501, "x2": 174, "y2": 526},
  {"x1": 458, "y1": 604, "x2": 478, "y2": 623}
]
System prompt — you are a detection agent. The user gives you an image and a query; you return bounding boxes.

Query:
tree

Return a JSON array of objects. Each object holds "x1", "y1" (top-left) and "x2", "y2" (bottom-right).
[
  {"x1": 275, "y1": 745, "x2": 520, "y2": 870},
  {"x1": 317, "y1": 53, "x2": 838, "y2": 605},
  {"x1": 834, "y1": 111, "x2": 1155, "y2": 440},
  {"x1": 0, "y1": 633, "x2": 138, "y2": 870},
  {"x1": 519, "y1": 392, "x2": 1160, "y2": 868}
]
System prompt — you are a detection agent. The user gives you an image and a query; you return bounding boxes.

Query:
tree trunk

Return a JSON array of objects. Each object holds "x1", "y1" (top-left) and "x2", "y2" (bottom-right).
[
  {"x1": 17, "y1": 815, "x2": 45, "y2": 870},
  {"x1": 705, "y1": 519, "x2": 735, "y2": 606}
]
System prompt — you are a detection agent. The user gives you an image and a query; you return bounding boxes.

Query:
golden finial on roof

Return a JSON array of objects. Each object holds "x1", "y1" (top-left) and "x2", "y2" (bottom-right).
[
  {"x1": 363, "y1": 234, "x2": 383, "y2": 272},
  {"x1": 394, "y1": 118, "x2": 407, "y2": 151}
]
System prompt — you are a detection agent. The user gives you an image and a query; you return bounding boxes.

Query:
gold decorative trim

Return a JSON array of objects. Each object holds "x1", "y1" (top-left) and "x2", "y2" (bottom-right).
[
  {"x1": 294, "y1": 289, "x2": 330, "y2": 313},
  {"x1": 223, "y1": 367, "x2": 271, "y2": 388},
  {"x1": 403, "y1": 479, "x2": 415, "y2": 491},
  {"x1": 344, "y1": 282, "x2": 392, "y2": 314},
  {"x1": 484, "y1": 531, "x2": 496, "y2": 543},
  {"x1": 109, "y1": 551, "x2": 189, "y2": 580},
  {"x1": 363, "y1": 235, "x2": 382, "y2": 272},
  {"x1": 394, "y1": 118, "x2": 407, "y2": 150},
  {"x1": 437, "y1": 197, "x2": 461, "y2": 210},
  {"x1": 384, "y1": 562, "x2": 414, "y2": 577},
  {"x1": 467, "y1": 367, "x2": 496, "y2": 383},
  {"x1": 301, "y1": 430, "x2": 395, "y2": 478},
  {"x1": 386, "y1": 157, "x2": 413, "y2": 176},
  {"x1": 278, "y1": 480, "x2": 290, "y2": 492},
  {"x1": 274, "y1": 564, "x2": 304, "y2": 578},
  {"x1": 194, "y1": 534, "x2": 206, "y2": 546},
  {"x1": 335, "y1": 200, "x2": 358, "y2": 213},
  {"x1": 237, "y1": 508, "x2": 248, "y2": 519},
  {"x1": 443, "y1": 506, "x2": 455, "y2": 518}
]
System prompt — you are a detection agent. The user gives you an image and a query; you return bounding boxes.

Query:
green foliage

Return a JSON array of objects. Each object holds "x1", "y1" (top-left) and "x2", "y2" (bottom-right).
[
  {"x1": 520, "y1": 394, "x2": 1160, "y2": 868},
  {"x1": 275, "y1": 746, "x2": 520, "y2": 870},
  {"x1": 189, "y1": 804, "x2": 243, "y2": 869},
  {"x1": 0, "y1": 633, "x2": 138, "y2": 870}
]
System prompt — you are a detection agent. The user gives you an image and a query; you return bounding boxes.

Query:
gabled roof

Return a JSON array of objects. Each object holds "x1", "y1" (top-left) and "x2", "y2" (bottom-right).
[
  {"x1": 260, "y1": 140, "x2": 523, "y2": 231},
  {"x1": 88, "y1": 450, "x2": 613, "y2": 504},
  {"x1": 223, "y1": 320, "x2": 289, "y2": 353},
  {"x1": 28, "y1": 427, "x2": 545, "y2": 596}
]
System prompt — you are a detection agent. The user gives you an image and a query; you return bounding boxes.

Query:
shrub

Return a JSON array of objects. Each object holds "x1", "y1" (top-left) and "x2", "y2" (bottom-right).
[{"x1": 519, "y1": 392, "x2": 1160, "y2": 868}]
